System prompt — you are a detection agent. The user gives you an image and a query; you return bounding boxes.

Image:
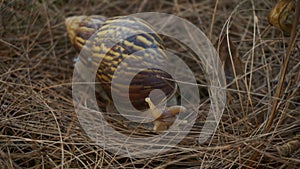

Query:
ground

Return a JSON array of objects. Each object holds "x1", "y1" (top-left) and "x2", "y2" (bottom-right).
[{"x1": 0, "y1": 0, "x2": 299, "y2": 168}]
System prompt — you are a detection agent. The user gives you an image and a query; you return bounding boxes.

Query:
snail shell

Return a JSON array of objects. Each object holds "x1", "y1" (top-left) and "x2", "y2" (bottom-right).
[{"x1": 66, "y1": 15, "x2": 186, "y2": 132}]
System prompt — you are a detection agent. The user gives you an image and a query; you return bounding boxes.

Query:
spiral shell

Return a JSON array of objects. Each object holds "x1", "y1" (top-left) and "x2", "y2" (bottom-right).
[{"x1": 66, "y1": 15, "x2": 186, "y2": 131}]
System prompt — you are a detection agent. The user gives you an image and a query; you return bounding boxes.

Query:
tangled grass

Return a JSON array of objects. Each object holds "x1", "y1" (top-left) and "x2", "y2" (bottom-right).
[{"x1": 0, "y1": 0, "x2": 299, "y2": 168}]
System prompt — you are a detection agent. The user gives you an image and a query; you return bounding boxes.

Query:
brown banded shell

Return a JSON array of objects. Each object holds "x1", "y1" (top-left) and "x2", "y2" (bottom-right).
[
  {"x1": 65, "y1": 15, "x2": 107, "y2": 52},
  {"x1": 66, "y1": 15, "x2": 176, "y2": 110}
]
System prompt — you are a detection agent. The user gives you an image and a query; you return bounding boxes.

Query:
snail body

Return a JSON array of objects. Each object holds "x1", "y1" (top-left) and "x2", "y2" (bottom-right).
[{"x1": 66, "y1": 15, "x2": 186, "y2": 132}]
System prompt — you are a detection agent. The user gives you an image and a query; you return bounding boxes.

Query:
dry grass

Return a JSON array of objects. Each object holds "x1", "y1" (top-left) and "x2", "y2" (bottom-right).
[{"x1": 1, "y1": 0, "x2": 300, "y2": 168}]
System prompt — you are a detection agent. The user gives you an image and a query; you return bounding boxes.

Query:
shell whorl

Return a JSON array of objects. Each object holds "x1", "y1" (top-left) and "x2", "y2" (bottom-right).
[{"x1": 66, "y1": 15, "x2": 177, "y2": 110}]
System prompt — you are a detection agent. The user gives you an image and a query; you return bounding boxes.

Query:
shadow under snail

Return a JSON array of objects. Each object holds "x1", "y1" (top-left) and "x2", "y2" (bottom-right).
[{"x1": 65, "y1": 15, "x2": 186, "y2": 132}]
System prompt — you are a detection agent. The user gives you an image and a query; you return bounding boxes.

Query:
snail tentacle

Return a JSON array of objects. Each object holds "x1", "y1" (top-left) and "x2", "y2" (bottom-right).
[{"x1": 145, "y1": 97, "x2": 186, "y2": 132}]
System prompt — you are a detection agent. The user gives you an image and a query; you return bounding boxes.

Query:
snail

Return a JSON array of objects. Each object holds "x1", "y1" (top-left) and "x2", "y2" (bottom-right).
[{"x1": 65, "y1": 15, "x2": 186, "y2": 132}]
